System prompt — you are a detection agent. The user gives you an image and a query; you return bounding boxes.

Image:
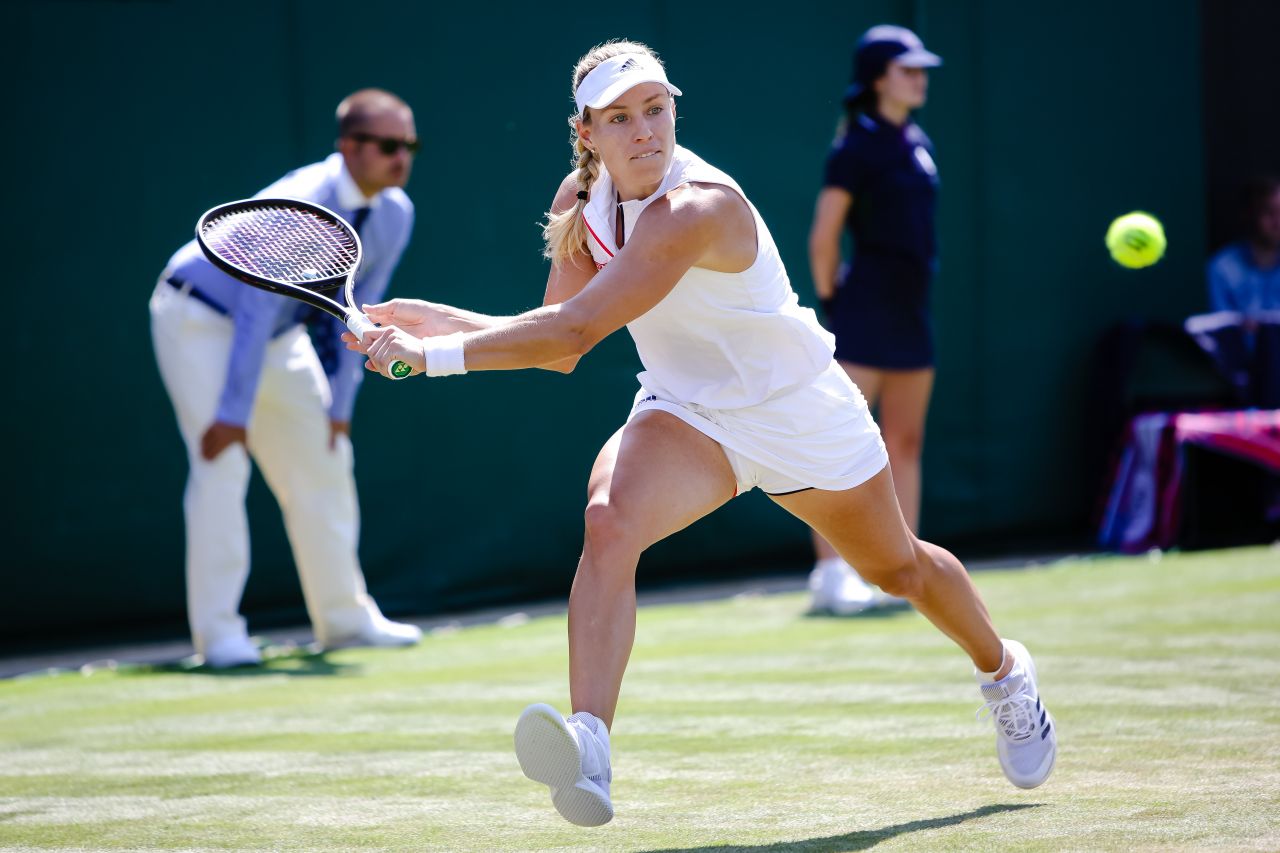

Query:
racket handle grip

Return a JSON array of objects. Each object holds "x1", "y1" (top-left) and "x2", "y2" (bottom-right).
[{"x1": 345, "y1": 312, "x2": 412, "y2": 380}]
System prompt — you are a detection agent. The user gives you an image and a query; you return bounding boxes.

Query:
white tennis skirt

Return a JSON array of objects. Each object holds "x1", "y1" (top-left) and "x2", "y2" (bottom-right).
[{"x1": 627, "y1": 361, "x2": 888, "y2": 495}]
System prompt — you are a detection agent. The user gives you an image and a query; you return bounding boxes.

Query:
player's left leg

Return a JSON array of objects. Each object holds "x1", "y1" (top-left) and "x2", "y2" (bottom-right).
[
  {"x1": 771, "y1": 467, "x2": 1056, "y2": 789},
  {"x1": 848, "y1": 366, "x2": 934, "y2": 609}
]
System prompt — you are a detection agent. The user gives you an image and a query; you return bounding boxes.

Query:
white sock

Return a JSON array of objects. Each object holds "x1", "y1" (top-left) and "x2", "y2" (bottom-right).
[
  {"x1": 975, "y1": 643, "x2": 1009, "y2": 684},
  {"x1": 568, "y1": 710, "x2": 608, "y2": 736}
]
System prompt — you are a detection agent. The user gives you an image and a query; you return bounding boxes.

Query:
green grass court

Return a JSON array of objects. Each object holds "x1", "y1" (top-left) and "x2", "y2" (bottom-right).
[{"x1": 2, "y1": 546, "x2": 1277, "y2": 851}]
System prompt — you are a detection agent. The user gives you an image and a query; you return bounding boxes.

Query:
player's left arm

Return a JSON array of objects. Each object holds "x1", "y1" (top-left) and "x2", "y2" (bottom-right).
[
  {"x1": 351, "y1": 184, "x2": 747, "y2": 375},
  {"x1": 452, "y1": 184, "x2": 731, "y2": 371},
  {"x1": 359, "y1": 254, "x2": 594, "y2": 373},
  {"x1": 361, "y1": 173, "x2": 599, "y2": 373}
]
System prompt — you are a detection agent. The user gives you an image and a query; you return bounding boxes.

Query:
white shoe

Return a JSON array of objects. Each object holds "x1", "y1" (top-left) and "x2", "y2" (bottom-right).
[
  {"x1": 977, "y1": 639, "x2": 1057, "y2": 789},
  {"x1": 808, "y1": 558, "x2": 876, "y2": 615},
  {"x1": 515, "y1": 703, "x2": 613, "y2": 827},
  {"x1": 325, "y1": 615, "x2": 422, "y2": 649},
  {"x1": 202, "y1": 634, "x2": 262, "y2": 669}
]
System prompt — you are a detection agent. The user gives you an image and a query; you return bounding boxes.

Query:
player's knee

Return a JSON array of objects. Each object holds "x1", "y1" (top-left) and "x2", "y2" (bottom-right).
[
  {"x1": 859, "y1": 549, "x2": 925, "y2": 599},
  {"x1": 582, "y1": 500, "x2": 642, "y2": 558}
]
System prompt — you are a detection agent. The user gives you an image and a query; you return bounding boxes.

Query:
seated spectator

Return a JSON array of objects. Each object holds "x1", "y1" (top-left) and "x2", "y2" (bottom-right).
[
  {"x1": 1194, "y1": 176, "x2": 1280, "y2": 408},
  {"x1": 1207, "y1": 175, "x2": 1280, "y2": 317}
]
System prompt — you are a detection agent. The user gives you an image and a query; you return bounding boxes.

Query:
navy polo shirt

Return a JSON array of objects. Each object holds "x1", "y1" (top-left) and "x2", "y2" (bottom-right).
[{"x1": 823, "y1": 111, "x2": 939, "y2": 267}]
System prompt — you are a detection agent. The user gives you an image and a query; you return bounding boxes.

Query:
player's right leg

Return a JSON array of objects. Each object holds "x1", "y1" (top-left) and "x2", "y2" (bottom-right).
[
  {"x1": 149, "y1": 279, "x2": 258, "y2": 667},
  {"x1": 515, "y1": 410, "x2": 738, "y2": 826},
  {"x1": 570, "y1": 410, "x2": 737, "y2": 725}
]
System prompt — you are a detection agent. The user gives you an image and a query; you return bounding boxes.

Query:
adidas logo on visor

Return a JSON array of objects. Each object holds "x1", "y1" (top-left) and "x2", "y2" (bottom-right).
[{"x1": 618, "y1": 58, "x2": 639, "y2": 72}]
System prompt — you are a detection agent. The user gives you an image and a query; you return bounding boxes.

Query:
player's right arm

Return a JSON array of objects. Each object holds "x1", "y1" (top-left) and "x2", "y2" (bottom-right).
[{"x1": 809, "y1": 187, "x2": 852, "y2": 303}]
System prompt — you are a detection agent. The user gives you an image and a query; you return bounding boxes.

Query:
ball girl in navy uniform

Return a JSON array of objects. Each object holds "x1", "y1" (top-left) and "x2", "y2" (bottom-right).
[{"x1": 807, "y1": 25, "x2": 943, "y2": 614}]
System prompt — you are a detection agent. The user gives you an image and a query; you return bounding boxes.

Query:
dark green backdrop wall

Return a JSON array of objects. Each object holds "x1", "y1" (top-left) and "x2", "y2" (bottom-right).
[{"x1": 4, "y1": 0, "x2": 1206, "y2": 650}]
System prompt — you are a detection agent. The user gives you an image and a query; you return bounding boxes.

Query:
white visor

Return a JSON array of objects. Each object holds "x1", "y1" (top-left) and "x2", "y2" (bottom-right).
[{"x1": 574, "y1": 53, "x2": 682, "y2": 113}]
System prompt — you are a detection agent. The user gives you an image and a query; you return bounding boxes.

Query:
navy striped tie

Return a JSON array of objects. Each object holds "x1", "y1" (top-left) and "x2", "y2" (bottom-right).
[{"x1": 351, "y1": 206, "x2": 371, "y2": 235}]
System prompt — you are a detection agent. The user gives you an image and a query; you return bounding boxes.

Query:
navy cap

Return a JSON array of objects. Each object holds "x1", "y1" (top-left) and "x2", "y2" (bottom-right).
[{"x1": 844, "y1": 25, "x2": 942, "y2": 103}]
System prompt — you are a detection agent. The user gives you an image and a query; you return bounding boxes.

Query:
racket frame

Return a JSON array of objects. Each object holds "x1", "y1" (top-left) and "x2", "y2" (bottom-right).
[{"x1": 195, "y1": 197, "x2": 411, "y2": 378}]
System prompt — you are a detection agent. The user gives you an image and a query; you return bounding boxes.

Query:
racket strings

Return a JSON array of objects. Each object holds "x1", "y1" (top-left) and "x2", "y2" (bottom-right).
[{"x1": 201, "y1": 206, "x2": 358, "y2": 286}]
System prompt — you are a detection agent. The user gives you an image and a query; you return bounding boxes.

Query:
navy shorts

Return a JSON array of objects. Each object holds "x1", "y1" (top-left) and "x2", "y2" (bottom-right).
[{"x1": 827, "y1": 252, "x2": 935, "y2": 370}]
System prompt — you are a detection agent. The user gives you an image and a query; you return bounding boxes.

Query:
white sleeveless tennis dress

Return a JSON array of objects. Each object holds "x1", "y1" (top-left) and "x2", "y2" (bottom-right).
[{"x1": 582, "y1": 146, "x2": 886, "y2": 495}]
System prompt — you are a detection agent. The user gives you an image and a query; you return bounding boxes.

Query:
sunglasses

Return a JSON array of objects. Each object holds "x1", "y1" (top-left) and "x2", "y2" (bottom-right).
[{"x1": 347, "y1": 132, "x2": 421, "y2": 156}]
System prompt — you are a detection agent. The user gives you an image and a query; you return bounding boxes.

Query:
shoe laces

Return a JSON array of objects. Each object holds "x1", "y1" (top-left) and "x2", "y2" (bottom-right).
[{"x1": 976, "y1": 674, "x2": 1039, "y2": 742}]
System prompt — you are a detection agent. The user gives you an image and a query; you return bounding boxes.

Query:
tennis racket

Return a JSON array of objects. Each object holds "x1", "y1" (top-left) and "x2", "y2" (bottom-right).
[{"x1": 195, "y1": 197, "x2": 413, "y2": 379}]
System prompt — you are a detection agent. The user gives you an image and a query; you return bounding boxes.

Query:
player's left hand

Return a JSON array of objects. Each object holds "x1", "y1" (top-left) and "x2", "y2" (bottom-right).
[{"x1": 351, "y1": 325, "x2": 426, "y2": 378}]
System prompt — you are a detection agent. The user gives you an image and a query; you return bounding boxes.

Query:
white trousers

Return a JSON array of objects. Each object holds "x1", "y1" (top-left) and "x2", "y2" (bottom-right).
[{"x1": 149, "y1": 279, "x2": 386, "y2": 653}]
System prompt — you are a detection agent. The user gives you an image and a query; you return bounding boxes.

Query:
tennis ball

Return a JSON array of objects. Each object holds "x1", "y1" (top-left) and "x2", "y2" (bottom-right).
[{"x1": 1105, "y1": 212, "x2": 1166, "y2": 269}]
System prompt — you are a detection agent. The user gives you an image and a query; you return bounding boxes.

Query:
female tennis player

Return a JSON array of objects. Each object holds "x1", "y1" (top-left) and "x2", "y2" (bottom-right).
[{"x1": 345, "y1": 40, "x2": 1057, "y2": 827}]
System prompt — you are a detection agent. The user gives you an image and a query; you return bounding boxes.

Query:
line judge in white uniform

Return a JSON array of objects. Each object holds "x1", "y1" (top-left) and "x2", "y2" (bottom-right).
[
  {"x1": 346, "y1": 43, "x2": 1057, "y2": 826},
  {"x1": 150, "y1": 89, "x2": 422, "y2": 668}
]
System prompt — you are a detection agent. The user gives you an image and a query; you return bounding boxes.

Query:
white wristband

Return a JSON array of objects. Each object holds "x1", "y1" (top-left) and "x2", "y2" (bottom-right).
[{"x1": 421, "y1": 332, "x2": 467, "y2": 377}]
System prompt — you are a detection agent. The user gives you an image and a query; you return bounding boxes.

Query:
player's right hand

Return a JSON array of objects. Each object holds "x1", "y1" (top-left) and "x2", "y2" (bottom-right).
[
  {"x1": 362, "y1": 299, "x2": 442, "y2": 338},
  {"x1": 200, "y1": 421, "x2": 248, "y2": 461}
]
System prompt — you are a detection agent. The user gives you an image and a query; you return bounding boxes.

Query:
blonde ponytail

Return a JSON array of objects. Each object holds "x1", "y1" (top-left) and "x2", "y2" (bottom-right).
[
  {"x1": 542, "y1": 38, "x2": 664, "y2": 262},
  {"x1": 542, "y1": 132, "x2": 601, "y2": 263}
]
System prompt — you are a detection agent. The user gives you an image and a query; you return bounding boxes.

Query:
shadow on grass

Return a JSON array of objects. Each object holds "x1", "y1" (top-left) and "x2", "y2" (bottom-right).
[
  {"x1": 802, "y1": 602, "x2": 914, "y2": 621},
  {"x1": 638, "y1": 803, "x2": 1043, "y2": 852},
  {"x1": 129, "y1": 648, "x2": 360, "y2": 678},
  {"x1": 15, "y1": 644, "x2": 368, "y2": 680}
]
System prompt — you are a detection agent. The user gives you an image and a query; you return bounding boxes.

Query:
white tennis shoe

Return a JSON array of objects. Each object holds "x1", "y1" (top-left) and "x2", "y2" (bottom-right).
[
  {"x1": 977, "y1": 639, "x2": 1057, "y2": 789},
  {"x1": 202, "y1": 634, "x2": 262, "y2": 669},
  {"x1": 808, "y1": 558, "x2": 877, "y2": 615},
  {"x1": 515, "y1": 703, "x2": 613, "y2": 827},
  {"x1": 324, "y1": 615, "x2": 422, "y2": 650}
]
